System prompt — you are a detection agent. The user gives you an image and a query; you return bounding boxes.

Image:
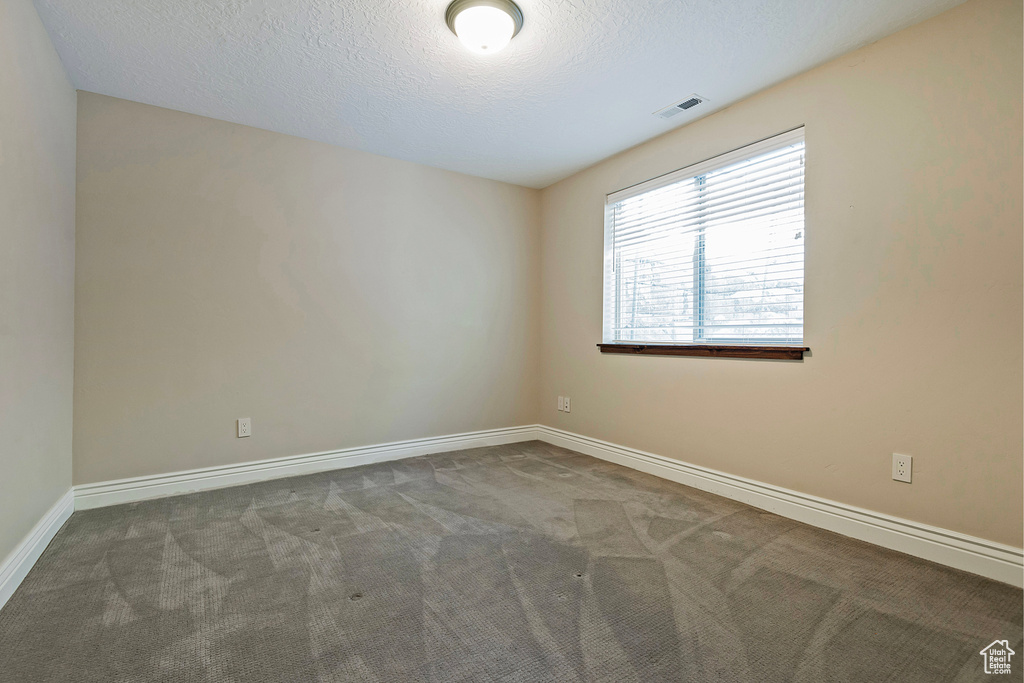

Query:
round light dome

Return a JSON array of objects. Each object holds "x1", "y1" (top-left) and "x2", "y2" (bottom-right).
[{"x1": 445, "y1": 0, "x2": 523, "y2": 55}]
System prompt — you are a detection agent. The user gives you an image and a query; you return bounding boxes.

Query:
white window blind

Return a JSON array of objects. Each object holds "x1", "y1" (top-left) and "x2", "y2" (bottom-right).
[{"x1": 602, "y1": 128, "x2": 805, "y2": 346}]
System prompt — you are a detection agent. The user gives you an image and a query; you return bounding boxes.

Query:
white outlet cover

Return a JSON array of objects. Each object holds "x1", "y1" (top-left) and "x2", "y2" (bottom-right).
[
  {"x1": 892, "y1": 453, "x2": 912, "y2": 483},
  {"x1": 238, "y1": 418, "x2": 252, "y2": 438},
  {"x1": 564, "y1": 397, "x2": 570, "y2": 413}
]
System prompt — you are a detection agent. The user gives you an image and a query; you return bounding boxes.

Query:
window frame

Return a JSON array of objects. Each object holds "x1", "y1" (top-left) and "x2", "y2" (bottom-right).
[{"x1": 599, "y1": 127, "x2": 809, "y2": 361}]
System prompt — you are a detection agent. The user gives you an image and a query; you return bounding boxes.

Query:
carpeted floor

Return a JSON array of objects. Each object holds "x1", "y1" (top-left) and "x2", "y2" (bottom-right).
[{"x1": 1, "y1": 441, "x2": 1021, "y2": 682}]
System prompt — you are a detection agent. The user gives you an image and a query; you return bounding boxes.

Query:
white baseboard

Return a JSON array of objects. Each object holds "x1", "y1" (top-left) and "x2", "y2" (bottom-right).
[
  {"x1": 67, "y1": 422, "x2": 1022, "y2": 588},
  {"x1": 535, "y1": 425, "x2": 1024, "y2": 588},
  {"x1": 0, "y1": 488, "x2": 75, "y2": 611},
  {"x1": 74, "y1": 425, "x2": 541, "y2": 510}
]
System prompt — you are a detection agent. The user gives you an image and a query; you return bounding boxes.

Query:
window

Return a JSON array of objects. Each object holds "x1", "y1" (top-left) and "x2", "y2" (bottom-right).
[{"x1": 600, "y1": 128, "x2": 807, "y2": 360}]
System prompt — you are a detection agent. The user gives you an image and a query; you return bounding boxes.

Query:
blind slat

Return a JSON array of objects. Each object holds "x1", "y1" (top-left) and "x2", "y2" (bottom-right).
[
  {"x1": 613, "y1": 162, "x2": 805, "y2": 230},
  {"x1": 615, "y1": 243, "x2": 804, "y2": 275},
  {"x1": 613, "y1": 196, "x2": 804, "y2": 247}
]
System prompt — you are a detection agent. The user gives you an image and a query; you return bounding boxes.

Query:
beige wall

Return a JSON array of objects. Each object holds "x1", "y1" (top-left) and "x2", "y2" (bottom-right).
[
  {"x1": 74, "y1": 93, "x2": 540, "y2": 484},
  {"x1": 69, "y1": 0, "x2": 1023, "y2": 551},
  {"x1": 538, "y1": 0, "x2": 1023, "y2": 547},
  {"x1": 0, "y1": 1, "x2": 77, "y2": 561}
]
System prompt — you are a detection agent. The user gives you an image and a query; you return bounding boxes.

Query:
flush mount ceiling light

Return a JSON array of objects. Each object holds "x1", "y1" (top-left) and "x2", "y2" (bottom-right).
[{"x1": 445, "y1": 0, "x2": 523, "y2": 55}]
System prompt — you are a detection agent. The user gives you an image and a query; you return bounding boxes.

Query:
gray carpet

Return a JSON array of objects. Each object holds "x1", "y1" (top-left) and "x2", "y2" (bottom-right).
[{"x1": 1, "y1": 441, "x2": 1020, "y2": 682}]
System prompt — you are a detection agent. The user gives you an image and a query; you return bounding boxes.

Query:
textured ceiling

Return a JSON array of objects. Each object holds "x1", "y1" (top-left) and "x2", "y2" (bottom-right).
[{"x1": 34, "y1": 0, "x2": 966, "y2": 188}]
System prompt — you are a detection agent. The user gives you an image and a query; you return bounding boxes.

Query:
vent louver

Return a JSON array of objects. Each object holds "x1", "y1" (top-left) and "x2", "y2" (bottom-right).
[{"x1": 654, "y1": 94, "x2": 707, "y2": 119}]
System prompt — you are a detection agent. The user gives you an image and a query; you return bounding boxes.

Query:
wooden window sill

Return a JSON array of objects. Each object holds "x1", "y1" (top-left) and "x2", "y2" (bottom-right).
[{"x1": 597, "y1": 343, "x2": 809, "y2": 361}]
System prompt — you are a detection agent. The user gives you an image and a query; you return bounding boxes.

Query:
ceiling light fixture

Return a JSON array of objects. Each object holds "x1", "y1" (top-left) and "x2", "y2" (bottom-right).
[{"x1": 445, "y1": 0, "x2": 523, "y2": 55}]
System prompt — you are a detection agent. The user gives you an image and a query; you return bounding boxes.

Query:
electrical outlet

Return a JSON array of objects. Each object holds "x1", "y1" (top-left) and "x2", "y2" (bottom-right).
[
  {"x1": 557, "y1": 396, "x2": 564, "y2": 411},
  {"x1": 237, "y1": 418, "x2": 252, "y2": 438},
  {"x1": 563, "y1": 396, "x2": 570, "y2": 413},
  {"x1": 892, "y1": 453, "x2": 911, "y2": 483}
]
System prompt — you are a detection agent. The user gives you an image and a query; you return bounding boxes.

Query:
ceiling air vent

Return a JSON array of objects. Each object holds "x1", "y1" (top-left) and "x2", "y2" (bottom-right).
[{"x1": 654, "y1": 94, "x2": 707, "y2": 119}]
